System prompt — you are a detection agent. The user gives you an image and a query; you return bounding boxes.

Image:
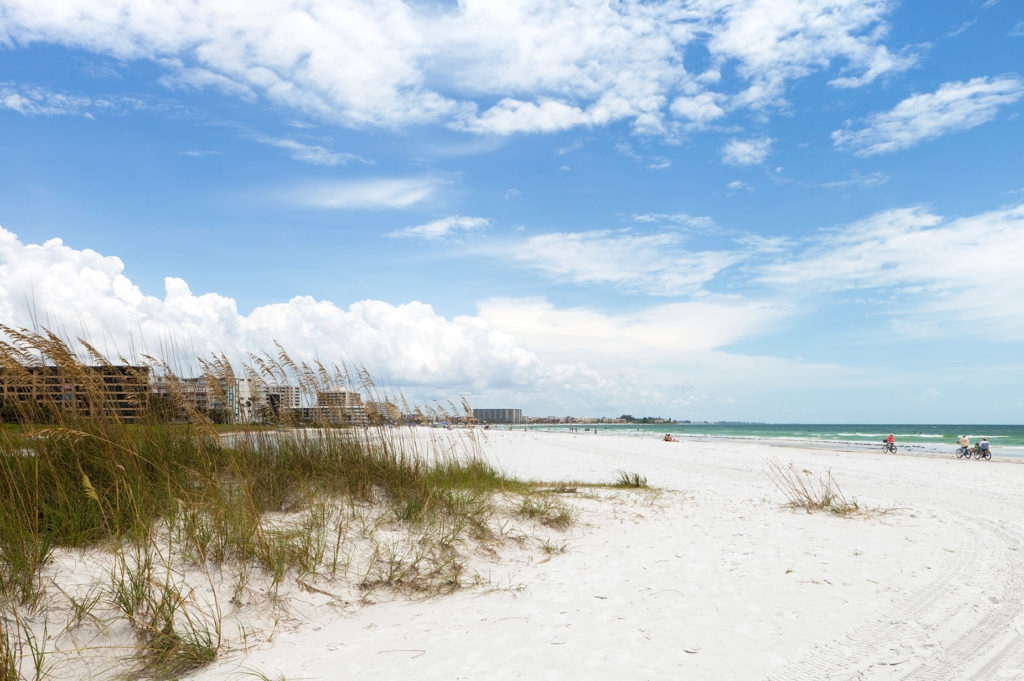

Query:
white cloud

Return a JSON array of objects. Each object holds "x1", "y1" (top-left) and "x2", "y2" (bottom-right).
[
  {"x1": 387, "y1": 216, "x2": 489, "y2": 240},
  {"x1": 669, "y1": 93, "x2": 725, "y2": 124},
  {"x1": 477, "y1": 297, "x2": 790, "y2": 359},
  {"x1": 0, "y1": 82, "x2": 181, "y2": 117},
  {"x1": 1011, "y1": 22, "x2": 1024, "y2": 37},
  {"x1": 0, "y1": 224, "x2": 541, "y2": 391},
  {"x1": 947, "y1": 19, "x2": 976, "y2": 38},
  {"x1": 721, "y1": 136, "x2": 773, "y2": 165},
  {"x1": 0, "y1": 223, "x2": 815, "y2": 417},
  {"x1": 509, "y1": 230, "x2": 742, "y2": 296},
  {"x1": 727, "y1": 180, "x2": 754, "y2": 191},
  {"x1": 615, "y1": 142, "x2": 671, "y2": 170},
  {"x1": 631, "y1": 213, "x2": 717, "y2": 230},
  {"x1": 757, "y1": 203, "x2": 1024, "y2": 338},
  {"x1": 820, "y1": 171, "x2": 889, "y2": 189},
  {"x1": 832, "y1": 76, "x2": 1024, "y2": 156},
  {"x1": 0, "y1": 83, "x2": 102, "y2": 117},
  {"x1": 707, "y1": 0, "x2": 915, "y2": 98},
  {"x1": 252, "y1": 134, "x2": 373, "y2": 166},
  {"x1": 0, "y1": 0, "x2": 913, "y2": 136},
  {"x1": 287, "y1": 177, "x2": 442, "y2": 210},
  {"x1": 178, "y1": 150, "x2": 221, "y2": 158}
]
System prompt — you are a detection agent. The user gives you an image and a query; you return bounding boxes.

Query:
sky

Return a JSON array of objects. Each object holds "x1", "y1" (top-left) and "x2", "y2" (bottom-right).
[{"x1": 1, "y1": 0, "x2": 1023, "y2": 423}]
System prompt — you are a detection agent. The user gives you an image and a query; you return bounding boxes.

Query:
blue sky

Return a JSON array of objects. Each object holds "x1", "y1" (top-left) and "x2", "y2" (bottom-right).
[{"x1": 1, "y1": 0, "x2": 1023, "y2": 422}]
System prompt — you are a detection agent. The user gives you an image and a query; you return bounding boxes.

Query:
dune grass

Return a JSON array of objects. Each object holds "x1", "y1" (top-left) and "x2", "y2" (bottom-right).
[
  {"x1": 765, "y1": 458, "x2": 859, "y2": 515},
  {"x1": 0, "y1": 327, "x2": 585, "y2": 680}
]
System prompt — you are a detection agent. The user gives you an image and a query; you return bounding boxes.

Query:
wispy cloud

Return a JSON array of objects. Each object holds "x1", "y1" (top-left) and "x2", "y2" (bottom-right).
[
  {"x1": 757, "y1": 203, "x2": 1024, "y2": 338},
  {"x1": 832, "y1": 76, "x2": 1024, "y2": 156},
  {"x1": 178, "y1": 150, "x2": 221, "y2": 158},
  {"x1": 820, "y1": 171, "x2": 890, "y2": 189},
  {"x1": 0, "y1": 82, "x2": 187, "y2": 118},
  {"x1": 947, "y1": 19, "x2": 977, "y2": 37},
  {"x1": 387, "y1": 216, "x2": 489, "y2": 240},
  {"x1": 288, "y1": 177, "x2": 443, "y2": 210},
  {"x1": 252, "y1": 134, "x2": 373, "y2": 166},
  {"x1": 727, "y1": 180, "x2": 754, "y2": 192},
  {"x1": 721, "y1": 137, "x2": 773, "y2": 166},
  {"x1": 509, "y1": 230, "x2": 743, "y2": 296},
  {"x1": 615, "y1": 142, "x2": 671, "y2": 170},
  {"x1": 631, "y1": 213, "x2": 717, "y2": 230}
]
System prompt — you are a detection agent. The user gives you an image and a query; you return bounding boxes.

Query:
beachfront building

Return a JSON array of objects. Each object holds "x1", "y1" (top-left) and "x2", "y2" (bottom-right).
[
  {"x1": 149, "y1": 375, "x2": 302, "y2": 423},
  {"x1": 149, "y1": 375, "x2": 219, "y2": 414},
  {"x1": 472, "y1": 408, "x2": 523, "y2": 424},
  {"x1": 296, "y1": 390, "x2": 368, "y2": 426},
  {"x1": 0, "y1": 365, "x2": 150, "y2": 423},
  {"x1": 266, "y1": 384, "x2": 301, "y2": 410}
]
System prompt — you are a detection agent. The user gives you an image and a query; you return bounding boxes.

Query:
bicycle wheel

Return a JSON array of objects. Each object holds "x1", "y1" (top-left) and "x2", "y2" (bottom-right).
[
  {"x1": 983, "y1": 450, "x2": 992, "y2": 460},
  {"x1": 955, "y1": 448, "x2": 965, "y2": 459},
  {"x1": 974, "y1": 450, "x2": 983, "y2": 460}
]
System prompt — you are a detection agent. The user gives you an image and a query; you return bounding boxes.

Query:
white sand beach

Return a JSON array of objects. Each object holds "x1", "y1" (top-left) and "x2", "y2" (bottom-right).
[{"x1": 183, "y1": 429, "x2": 1024, "y2": 681}]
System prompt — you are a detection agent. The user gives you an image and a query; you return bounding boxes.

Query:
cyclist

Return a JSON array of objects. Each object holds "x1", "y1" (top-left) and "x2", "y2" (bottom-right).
[
  {"x1": 958, "y1": 434, "x2": 970, "y2": 452},
  {"x1": 887, "y1": 433, "x2": 895, "y2": 445},
  {"x1": 979, "y1": 437, "x2": 990, "y2": 453}
]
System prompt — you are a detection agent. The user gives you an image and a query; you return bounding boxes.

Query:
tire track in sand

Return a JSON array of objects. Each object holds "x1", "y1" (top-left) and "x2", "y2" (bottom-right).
[{"x1": 764, "y1": 517, "x2": 979, "y2": 681}]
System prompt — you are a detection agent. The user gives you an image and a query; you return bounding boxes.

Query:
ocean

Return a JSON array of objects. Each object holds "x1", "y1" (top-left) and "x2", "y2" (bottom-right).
[{"x1": 510, "y1": 423, "x2": 1024, "y2": 458}]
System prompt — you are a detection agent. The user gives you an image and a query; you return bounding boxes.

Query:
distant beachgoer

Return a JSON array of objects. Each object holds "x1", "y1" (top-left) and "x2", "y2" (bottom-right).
[
  {"x1": 958, "y1": 434, "x2": 970, "y2": 449},
  {"x1": 663, "y1": 433, "x2": 678, "y2": 442},
  {"x1": 980, "y1": 437, "x2": 990, "y2": 452},
  {"x1": 887, "y1": 434, "x2": 895, "y2": 444}
]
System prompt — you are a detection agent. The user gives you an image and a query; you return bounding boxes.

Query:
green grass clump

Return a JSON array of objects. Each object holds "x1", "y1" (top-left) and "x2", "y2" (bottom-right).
[{"x1": 613, "y1": 471, "x2": 647, "y2": 488}]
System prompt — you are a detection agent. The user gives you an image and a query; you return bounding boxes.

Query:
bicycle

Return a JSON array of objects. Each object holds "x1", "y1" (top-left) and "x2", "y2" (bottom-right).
[
  {"x1": 974, "y1": 447, "x2": 992, "y2": 461},
  {"x1": 956, "y1": 446, "x2": 972, "y2": 459},
  {"x1": 881, "y1": 442, "x2": 897, "y2": 454}
]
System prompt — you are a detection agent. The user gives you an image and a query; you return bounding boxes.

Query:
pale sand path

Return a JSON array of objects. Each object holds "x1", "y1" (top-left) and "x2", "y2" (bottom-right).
[{"x1": 195, "y1": 430, "x2": 1024, "y2": 681}]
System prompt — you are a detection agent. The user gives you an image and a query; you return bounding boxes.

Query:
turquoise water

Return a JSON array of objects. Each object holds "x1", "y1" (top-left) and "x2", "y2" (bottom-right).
[{"x1": 511, "y1": 423, "x2": 1024, "y2": 456}]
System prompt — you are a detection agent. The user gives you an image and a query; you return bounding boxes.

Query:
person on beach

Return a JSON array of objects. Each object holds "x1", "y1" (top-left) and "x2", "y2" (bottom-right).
[
  {"x1": 663, "y1": 433, "x2": 678, "y2": 442},
  {"x1": 979, "y1": 437, "x2": 990, "y2": 452},
  {"x1": 959, "y1": 434, "x2": 970, "y2": 449},
  {"x1": 887, "y1": 434, "x2": 895, "y2": 445}
]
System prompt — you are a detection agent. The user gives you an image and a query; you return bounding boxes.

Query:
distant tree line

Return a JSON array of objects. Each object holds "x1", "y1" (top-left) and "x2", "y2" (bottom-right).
[{"x1": 618, "y1": 414, "x2": 674, "y2": 424}]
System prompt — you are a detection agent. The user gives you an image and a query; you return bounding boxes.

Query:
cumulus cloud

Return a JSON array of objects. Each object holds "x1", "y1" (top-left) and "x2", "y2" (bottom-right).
[
  {"x1": 0, "y1": 223, "x2": 815, "y2": 416},
  {"x1": 387, "y1": 216, "x2": 489, "y2": 239},
  {"x1": 757, "y1": 203, "x2": 1024, "y2": 338},
  {"x1": 721, "y1": 136, "x2": 774, "y2": 165},
  {"x1": 287, "y1": 177, "x2": 442, "y2": 209},
  {"x1": 669, "y1": 92, "x2": 726, "y2": 124},
  {"x1": 508, "y1": 230, "x2": 743, "y2": 296},
  {"x1": 0, "y1": 0, "x2": 913, "y2": 136},
  {"x1": 832, "y1": 76, "x2": 1024, "y2": 156},
  {"x1": 0, "y1": 224, "x2": 541, "y2": 391}
]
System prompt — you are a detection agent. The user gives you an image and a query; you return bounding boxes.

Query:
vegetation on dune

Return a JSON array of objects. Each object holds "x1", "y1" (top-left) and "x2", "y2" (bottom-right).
[{"x1": 0, "y1": 327, "x2": 600, "y2": 681}]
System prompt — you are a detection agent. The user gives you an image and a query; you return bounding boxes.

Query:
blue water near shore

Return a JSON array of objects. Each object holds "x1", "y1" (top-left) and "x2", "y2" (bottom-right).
[{"x1": 512, "y1": 423, "x2": 1024, "y2": 458}]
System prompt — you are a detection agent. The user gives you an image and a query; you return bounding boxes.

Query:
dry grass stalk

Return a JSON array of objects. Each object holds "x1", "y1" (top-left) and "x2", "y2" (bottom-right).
[{"x1": 765, "y1": 458, "x2": 859, "y2": 515}]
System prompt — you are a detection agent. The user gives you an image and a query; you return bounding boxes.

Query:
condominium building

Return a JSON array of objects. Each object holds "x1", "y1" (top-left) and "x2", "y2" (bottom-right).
[
  {"x1": 0, "y1": 365, "x2": 150, "y2": 423},
  {"x1": 472, "y1": 408, "x2": 523, "y2": 424},
  {"x1": 299, "y1": 390, "x2": 368, "y2": 426}
]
